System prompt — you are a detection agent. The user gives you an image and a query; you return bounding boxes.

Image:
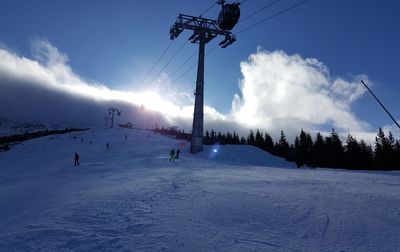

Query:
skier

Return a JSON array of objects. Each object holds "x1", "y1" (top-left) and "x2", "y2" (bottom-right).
[
  {"x1": 175, "y1": 148, "x2": 181, "y2": 159},
  {"x1": 169, "y1": 149, "x2": 176, "y2": 162},
  {"x1": 106, "y1": 143, "x2": 110, "y2": 150},
  {"x1": 74, "y1": 152, "x2": 80, "y2": 166}
]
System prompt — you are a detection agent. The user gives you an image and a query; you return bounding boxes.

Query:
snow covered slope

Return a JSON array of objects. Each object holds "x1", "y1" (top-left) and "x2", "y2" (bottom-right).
[{"x1": 0, "y1": 128, "x2": 399, "y2": 251}]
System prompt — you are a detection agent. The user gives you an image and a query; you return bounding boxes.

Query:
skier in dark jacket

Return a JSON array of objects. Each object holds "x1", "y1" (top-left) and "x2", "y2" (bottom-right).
[
  {"x1": 175, "y1": 148, "x2": 180, "y2": 159},
  {"x1": 169, "y1": 149, "x2": 175, "y2": 162},
  {"x1": 74, "y1": 152, "x2": 80, "y2": 166}
]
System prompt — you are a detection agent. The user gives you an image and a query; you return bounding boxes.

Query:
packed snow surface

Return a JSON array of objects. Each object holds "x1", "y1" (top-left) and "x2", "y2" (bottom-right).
[{"x1": 0, "y1": 128, "x2": 399, "y2": 251}]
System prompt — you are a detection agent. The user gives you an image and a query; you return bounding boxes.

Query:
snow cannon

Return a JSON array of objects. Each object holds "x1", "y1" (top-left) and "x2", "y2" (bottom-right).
[{"x1": 217, "y1": 0, "x2": 241, "y2": 30}]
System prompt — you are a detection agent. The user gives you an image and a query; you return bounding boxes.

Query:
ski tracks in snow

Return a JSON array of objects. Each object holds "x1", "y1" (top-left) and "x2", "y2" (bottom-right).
[{"x1": 321, "y1": 212, "x2": 330, "y2": 238}]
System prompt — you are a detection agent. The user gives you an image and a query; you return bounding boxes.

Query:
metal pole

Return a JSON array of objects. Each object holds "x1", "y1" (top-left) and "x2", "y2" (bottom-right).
[
  {"x1": 110, "y1": 110, "x2": 115, "y2": 128},
  {"x1": 361, "y1": 80, "x2": 400, "y2": 129},
  {"x1": 169, "y1": 14, "x2": 236, "y2": 153},
  {"x1": 191, "y1": 32, "x2": 206, "y2": 153}
]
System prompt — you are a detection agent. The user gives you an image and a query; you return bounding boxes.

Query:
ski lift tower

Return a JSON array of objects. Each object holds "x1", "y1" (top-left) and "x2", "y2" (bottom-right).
[
  {"x1": 108, "y1": 108, "x2": 121, "y2": 128},
  {"x1": 169, "y1": 12, "x2": 236, "y2": 153}
]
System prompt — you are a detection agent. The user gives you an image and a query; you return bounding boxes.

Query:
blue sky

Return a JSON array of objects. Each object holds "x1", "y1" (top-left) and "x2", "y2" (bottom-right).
[{"x1": 1, "y1": 0, "x2": 400, "y2": 140}]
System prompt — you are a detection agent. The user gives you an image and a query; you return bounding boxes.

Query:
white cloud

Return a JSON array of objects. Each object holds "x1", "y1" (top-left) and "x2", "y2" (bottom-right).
[
  {"x1": 230, "y1": 50, "x2": 371, "y2": 138},
  {"x1": 0, "y1": 39, "x2": 196, "y2": 127},
  {"x1": 0, "y1": 40, "x2": 389, "y2": 143}
]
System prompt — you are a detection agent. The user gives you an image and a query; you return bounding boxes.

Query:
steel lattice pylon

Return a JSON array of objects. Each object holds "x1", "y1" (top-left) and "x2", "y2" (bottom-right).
[{"x1": 170, "y1": 14, "x2": 236, "y2": 154}]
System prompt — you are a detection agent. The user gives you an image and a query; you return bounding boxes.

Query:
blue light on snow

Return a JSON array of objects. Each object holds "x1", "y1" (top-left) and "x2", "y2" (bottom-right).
[{"x1": 209, "y1": 144, "x2": 220, "y2": 159}]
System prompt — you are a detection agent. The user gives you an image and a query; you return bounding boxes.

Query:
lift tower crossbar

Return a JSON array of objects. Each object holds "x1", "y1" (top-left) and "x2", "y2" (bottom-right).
[{"x1": 170, "y1": 14, "x2": 236, "y2": 154}]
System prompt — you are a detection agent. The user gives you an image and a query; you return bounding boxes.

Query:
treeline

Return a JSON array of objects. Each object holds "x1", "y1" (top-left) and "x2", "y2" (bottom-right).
[
  {"x1": 153, "y1": 126, "x2": 191, "y2": 141},
  {"x1": 204, "y1": 128, "x2": 400, "y2": 170},
  {"x1": 0, "y1": 128, "x2": 89, "y2": 151}
]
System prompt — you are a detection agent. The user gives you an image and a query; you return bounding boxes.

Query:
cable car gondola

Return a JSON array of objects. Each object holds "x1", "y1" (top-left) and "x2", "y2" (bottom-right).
[{"x1": 217, "y1": 0, "x2": 240, "y2": 30}]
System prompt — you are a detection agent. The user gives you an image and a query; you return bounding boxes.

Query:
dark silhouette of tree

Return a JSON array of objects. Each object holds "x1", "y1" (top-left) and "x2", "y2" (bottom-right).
[
  {"x1": 226, "y1": 131, "x2": 233, "y2": 144},
  {"x1": 325, "y1": 129, "x2": 344, "y2": 168},
  {"x1": 217, "y1": 132, "x2": 223, "y2": 144},
  {"x1": 387, "y1": 131, "x2": 397, "y2": 170},
  {"x1": 286, "y1": 143, "x2": 296, "y2": 162},
  {"x1": 359, "y1": 139, "x2": 374, "y2": 170},
  {"x1": 233, "y1": 131, "x2": 241, "y2": 144},
  {"x1": 344, "y1": 134, "x2": 361, "y2": 169},
  {"x1": 394, "y1": 139, "x2": 400, "y2": 169},
  {"x1": 275, "y1": 130, "x2": 290, "y2": 159},
  {"x1": 263, "y1": 132, "x2": 275, "y2": 154},
  {"x1": 294, "y1": 129, "x2": 313, "y2": 167},
  {"x1": 255, "y1": 129, "x2": 264, "y2": 148},
  {"x1": 204, "y1": 130, "x2": 211, "y2": 145},
  {"x1": 374, "y1": 127, "x2": 395, "y2": 170},
  {"x1": 158, "y1": 125, "x2": 399, "y2": 171},
  {"x1": 247, "y1": 130, "x2": 256, "y2": 146},
  {"x1": 294, "y1": 136, "x2": 302, "y2": 167},
  {"x1": 210, "y1": 129, "x2": 217, "y2": 143},
  {"x1": 311, "y1": 132, "x2": 326, "y2": 168}
]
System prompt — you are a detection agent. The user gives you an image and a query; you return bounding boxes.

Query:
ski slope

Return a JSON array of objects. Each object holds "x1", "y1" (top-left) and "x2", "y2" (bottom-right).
[{"x1": 0, "y1": 128, "x2": 399, "y2": 251}]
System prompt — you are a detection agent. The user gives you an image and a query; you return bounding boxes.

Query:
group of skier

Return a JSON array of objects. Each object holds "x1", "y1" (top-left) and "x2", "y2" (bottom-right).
[
  {"x1": 169, "y1": 148, "x2": 180, "y2": 162},
  {"x1": 73, "y1": 132, "x2": 184, "y2": 166}
]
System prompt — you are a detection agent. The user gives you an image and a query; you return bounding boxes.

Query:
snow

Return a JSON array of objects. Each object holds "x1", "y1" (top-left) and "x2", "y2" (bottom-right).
[{"x1": 0, "y1": 127, "x2": 400, "y2": 251}]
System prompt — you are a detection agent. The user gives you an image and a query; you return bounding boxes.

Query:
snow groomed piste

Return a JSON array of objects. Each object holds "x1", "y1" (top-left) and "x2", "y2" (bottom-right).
[{"x1": 0, "y1": 127, "x2": 399, "y2": 251}]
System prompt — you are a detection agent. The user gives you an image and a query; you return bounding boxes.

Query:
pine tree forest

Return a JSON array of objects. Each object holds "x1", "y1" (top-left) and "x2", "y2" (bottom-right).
[{"x1": 203, "y1": 127, "x2": 400, "y2": 170}]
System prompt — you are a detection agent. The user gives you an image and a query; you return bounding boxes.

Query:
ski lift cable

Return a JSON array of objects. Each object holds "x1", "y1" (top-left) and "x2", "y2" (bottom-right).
[
  {"x1": 172, "y1": 63, "x2": 197, "y2": 85},
  {"x1": 168, "y1": 1, "x2": 309, "y2": 85},
  {"x1": 152, "y1": 1, "x2": 249, "y2": 90},
  {"x1": 146, "y1": 2, "x2": 229, "y2": 91},
  {"x1": 148, "y1": 39, "x2": 189, "y2": 86},
  {"x1": 169, "y1": 49, "x2": 198, "y2": 79},
  {"x1": 200, "y1": 1, "x2": 219, "y2": 17},
  {"x1": 236, "y1": 0, "x2": 309, "y2": 34},
  {"x1": 138, "y1": 40, "x2": 173, "y2": 88},
  {"x1": 162, "y1": 0, "x2": 284, "y2": 85},
  {"x1": 149, "y1": 49, "x2": 198, "y2": 92},
  {"x1": 138, "y1": 1, "x2": 215, "y2": 91},
  {"x1": 167, "y1": 1, "x2": 220, "y2": 81},
  {"x1": 361, "y1": 80, "x2": 400, "y2": 130},
  {"x1": 170, "y1": 44, "x2": 219, "y2": 85},
  {"x1": 238, "y1": 0, "x2": 282, "y2": 24}
]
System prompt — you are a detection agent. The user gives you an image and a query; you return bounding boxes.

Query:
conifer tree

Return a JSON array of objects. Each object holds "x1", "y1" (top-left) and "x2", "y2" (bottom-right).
[
  {"x1": 255, "y1": 129, "x2": 264, "y2": 148},
  {"x1": 247, "y1": 130, "x2": 256, "y2": 146},
  {"x1": 275, "y1": 130, "x2": 290, "y2": 159},
  {"x1": 324, "y1": 129, "x2": 344, "y2": 168},
  {"x1": 394, "y1": 139, "x2": 400, "y2": 170},
  {"x1": 221, "y1": 133, "x2": 227, "y2": 145},
  {"x1": 387, "y1": 132, "x2": 397, "y2": 170},
  {"x1": 374, "y1": 127, "x2": 393, "y2": 170},
  {"x1": 312, "y1": 132, "x2": 326, "y2": 168},
  {"x1": 217, "y1": 132, "x2": 223, "y2": 143},
  {"x1": 204, "y1": 130, "x2": 211, "y2": 145},
  {"x1": 233, "y1": 131, "x2": 240, "y2": 144},
  {"x1": 226, "y1": 131, "x2": 233, "y2": 144},
  {"x1": 294, "y1": 136, "x2": 302, "y2": 167},
  {"x1": 359, "y1": 140, "x2": 374, "y2": 170},
  {"x1": 293, "y1": 129, "x2": 313, "y2": 167},
  {"x1": 263, "y1": 132, "x2": 275, "y2": 154},
  {"x1": 210, "y1": 129, "x2": 217, "y2": 144},
  {"x1": 344, "y1": 134, "x2": 360, "y2": 169}
]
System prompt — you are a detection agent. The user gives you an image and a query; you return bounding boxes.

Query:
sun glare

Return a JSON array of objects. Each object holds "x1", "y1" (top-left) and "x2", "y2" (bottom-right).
[{"x1": 134, "y1": 91, "x2": 181, "y2": 116}]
